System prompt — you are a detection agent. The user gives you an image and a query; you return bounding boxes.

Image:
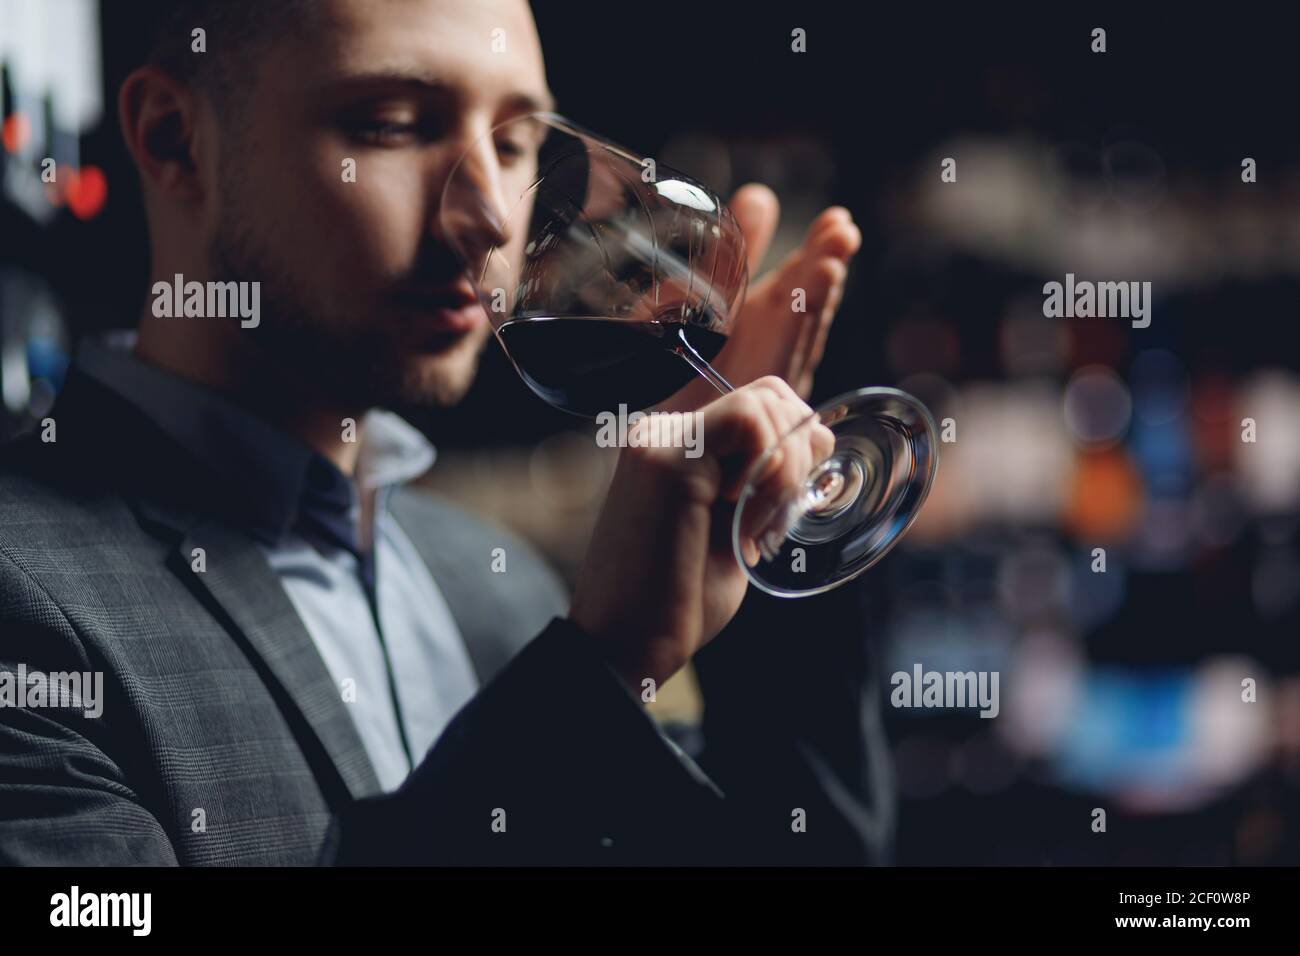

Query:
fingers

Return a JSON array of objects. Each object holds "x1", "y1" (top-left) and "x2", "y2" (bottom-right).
[
  {"x1": 699, "y1": 377, "x2": 834, "y2": 565},
  {"x1": 806, "y1": 206, "x2": 860, "y2": 259},
  {"x1": 708, "y1": 203, "x2": 860, "y2": 401},
  {"x1": 729, "y1": 183, "x2": 780, "y2": 275},
  {"x1": 782, "y1": 208, "x2": 859, "y2": 393},
  {"x1": 701, "y1": 379, "x2": 790, "y2": 499},
  {"x1": 809, "y1": 414, "x2": 836, "y2": 462},
  {"x1": 739, "y1": 387, "x2": 824, "y2": 555},
  {"x1": 740, "y1": 392, "x2": 811, "y2": 492},
  {"x1": 790, "y1": 255, "x2": 848, "y2": 396},
  {"x1": 739, "y1": 427, "x2": 815, "y2": 556},
  {"x1": 761, "y1": 209, "x2": 860, "y2": 395}
]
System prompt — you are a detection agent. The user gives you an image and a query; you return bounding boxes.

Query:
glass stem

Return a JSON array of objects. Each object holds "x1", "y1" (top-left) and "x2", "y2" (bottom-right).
[{"x1": 675, "y1": 326, "x2": 735, "y2": 396}]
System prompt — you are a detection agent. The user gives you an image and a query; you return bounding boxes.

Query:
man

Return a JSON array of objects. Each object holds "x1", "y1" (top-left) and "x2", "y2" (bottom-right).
[{"x1": 0, "y1": 0, "x2": 876, "y2": 864}]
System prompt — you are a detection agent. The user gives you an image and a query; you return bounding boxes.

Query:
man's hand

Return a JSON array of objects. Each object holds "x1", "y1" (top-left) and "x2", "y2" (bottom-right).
[
  {"x1": 660, "y1": 184, "x2": 861, "y2": 412},
  {"x1": 570, "y1": 376, "x2": 834, "y2": 694}
]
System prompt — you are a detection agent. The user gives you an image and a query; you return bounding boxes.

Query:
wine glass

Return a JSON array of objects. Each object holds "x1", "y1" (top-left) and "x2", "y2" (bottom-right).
[{"x1": 439, "y1": 112, "x2": 938, "y2": 597}]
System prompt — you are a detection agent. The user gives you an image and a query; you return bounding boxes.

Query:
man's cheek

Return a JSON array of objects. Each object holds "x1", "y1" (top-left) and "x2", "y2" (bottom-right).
[
  {"x1": 293, "y1": 162, "x2": 416, "y2": 274},
  {"x1": 346, "y1": 163, "x2": 429, "y2": 241}
]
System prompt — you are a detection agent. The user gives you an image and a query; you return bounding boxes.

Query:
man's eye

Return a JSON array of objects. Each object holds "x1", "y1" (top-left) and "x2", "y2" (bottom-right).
[
  {"x1": 348, "y1": 119, "x2": 420, "y2": 147},
  {"x1": 495, "y1": 138, "x2": 533, "y2": 167}
]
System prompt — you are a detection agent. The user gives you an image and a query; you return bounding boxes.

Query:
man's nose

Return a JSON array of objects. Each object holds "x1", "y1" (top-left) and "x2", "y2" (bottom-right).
[{"x1": 436, "y1": 137, "x2": 514, "y2": 258}]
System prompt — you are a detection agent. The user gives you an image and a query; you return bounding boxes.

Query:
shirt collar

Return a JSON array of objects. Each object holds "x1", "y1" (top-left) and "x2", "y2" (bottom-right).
[{"x1": 73, "y1": 335, "x2": 437, "y2": 547}]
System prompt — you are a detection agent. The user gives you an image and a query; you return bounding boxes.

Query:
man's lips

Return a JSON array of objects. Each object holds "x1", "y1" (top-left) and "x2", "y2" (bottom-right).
[{"x1": 392, "y1": 278, "x2": 485, "y2": 334}]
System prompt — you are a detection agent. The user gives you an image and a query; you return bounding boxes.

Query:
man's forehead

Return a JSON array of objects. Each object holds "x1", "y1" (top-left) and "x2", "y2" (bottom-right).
[
  {"x1": 294, "y1": 0, "x2": 551, "y2": 107},
  {"x1": 316, "y1": 0, "x2": 537, "y2": 36}
]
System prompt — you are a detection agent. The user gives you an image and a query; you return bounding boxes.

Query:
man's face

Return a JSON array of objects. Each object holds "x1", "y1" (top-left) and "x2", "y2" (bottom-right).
[{"x1": 210, "y1": 0, "x2": 550, "y2": 408}]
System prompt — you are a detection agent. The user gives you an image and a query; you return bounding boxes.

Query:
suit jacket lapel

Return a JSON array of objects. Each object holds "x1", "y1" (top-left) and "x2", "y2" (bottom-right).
[
  {"x1": 51, "y1": 369, "x2": 383, "y2": 804},
  {"x1": 176, "y1": 519, "x2": 383, "y2": 802}
]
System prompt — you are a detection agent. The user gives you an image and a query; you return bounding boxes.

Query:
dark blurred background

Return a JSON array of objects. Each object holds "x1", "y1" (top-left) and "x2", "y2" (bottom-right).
[{"x1": 4, "y1": 2, "x2": 1299, "y2": 864}]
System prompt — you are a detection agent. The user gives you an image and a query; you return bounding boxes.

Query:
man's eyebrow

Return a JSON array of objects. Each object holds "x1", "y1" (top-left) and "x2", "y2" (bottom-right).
[
  {"x1": 502, "y1": 90, "x2": 558, "y2": 116},
  {"x1": 314, "y1": 69, "x2": 556, "y2": 114}
]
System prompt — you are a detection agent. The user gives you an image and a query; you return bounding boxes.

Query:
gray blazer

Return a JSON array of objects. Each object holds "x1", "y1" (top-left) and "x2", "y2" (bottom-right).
[{"x1": 0, "y1": 370, "x2": 889, "y2": 865}]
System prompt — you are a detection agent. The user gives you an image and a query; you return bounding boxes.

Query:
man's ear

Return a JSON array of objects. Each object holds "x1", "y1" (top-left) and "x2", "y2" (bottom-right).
[{"x1": 117, "y1": 65, "x2": 208, "y2": 204}]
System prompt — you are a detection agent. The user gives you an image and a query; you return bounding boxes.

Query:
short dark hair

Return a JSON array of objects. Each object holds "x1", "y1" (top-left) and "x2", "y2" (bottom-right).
[{"x1": 137, "y1": 0, "x2": 315, "y2": 105}]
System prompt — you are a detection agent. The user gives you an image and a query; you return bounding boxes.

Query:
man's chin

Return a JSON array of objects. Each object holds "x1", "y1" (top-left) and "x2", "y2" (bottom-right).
[{"x1": 397, "y1": 337, "x2": 484, "y2": 407}]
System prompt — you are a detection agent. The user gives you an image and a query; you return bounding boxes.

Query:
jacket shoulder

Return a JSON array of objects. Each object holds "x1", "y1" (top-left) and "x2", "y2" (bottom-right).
[
  {"x1": 0, "y1": 436, "x2": 131, "y2": 553},
  {"x1": 389, "y1": 486, "x2": 567, "y2": 598},
  {"x1": 388, "y1": 487, "x2": 569, "y2": 679}
]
